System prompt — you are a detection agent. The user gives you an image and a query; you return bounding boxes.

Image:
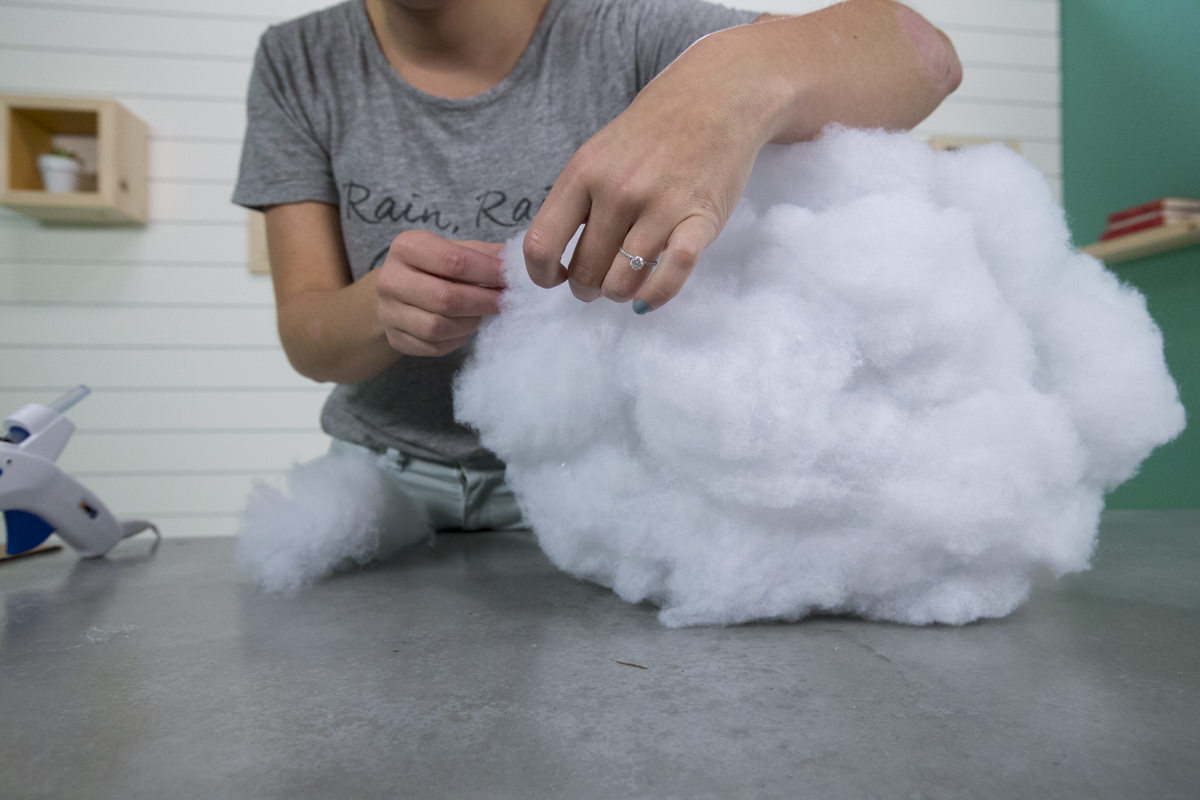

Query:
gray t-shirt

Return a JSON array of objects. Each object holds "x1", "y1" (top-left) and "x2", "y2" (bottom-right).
[{"x1": 233, "y1": 0, "x2": 757, "y2": 463}]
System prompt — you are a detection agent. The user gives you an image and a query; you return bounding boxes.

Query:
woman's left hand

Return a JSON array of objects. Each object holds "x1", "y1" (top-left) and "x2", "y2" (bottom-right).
[
  {"x1": 521, "y1": 32, "x2": 777, "y2": 314},
  {"x1": 522, "y1": 2, "x2": 962, "y2": 314}
]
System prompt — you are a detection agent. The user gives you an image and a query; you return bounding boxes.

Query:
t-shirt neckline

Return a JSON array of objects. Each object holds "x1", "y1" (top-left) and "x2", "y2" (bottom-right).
[{"x1": 352, "y1": 0, "x2": 565, "y2": 109}]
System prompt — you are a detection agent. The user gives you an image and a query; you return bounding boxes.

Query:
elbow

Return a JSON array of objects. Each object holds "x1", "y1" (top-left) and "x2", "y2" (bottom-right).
[
  {"x1": 933, "y1": 29, "x2": 964, "y2": 97},
  {"x1": 280, "y1": 341, "x2": 336, "y2": 385},
  {"x1": 894, "y1": 2, "x2": 962, "y2": 99},
  {"x1": 277, "y1": 315, "x2": 337, "y2": 384},
  {"x1": 278, "y1": 323, "x2": 388, "y2": 385},
  {"x1": 286, "y1": 358, "x2": 336, "y2": 385}
]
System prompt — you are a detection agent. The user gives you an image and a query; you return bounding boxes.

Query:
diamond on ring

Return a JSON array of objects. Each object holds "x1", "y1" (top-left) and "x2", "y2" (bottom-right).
[{"x1": 619, "y1": 247, "x2": 657, "y2": 271}]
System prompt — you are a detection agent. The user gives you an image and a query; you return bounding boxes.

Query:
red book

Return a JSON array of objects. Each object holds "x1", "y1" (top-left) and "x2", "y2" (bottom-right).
[
  {"x1": 1100, "y1": 213, "x2": 1199, "y2": 240},
  {"x1": 1107, "y1": 197, "x2": 1200, "y2": 225},
  {"x1": 1104, "y1": 208, "x2": 1200, "y2": 236}
]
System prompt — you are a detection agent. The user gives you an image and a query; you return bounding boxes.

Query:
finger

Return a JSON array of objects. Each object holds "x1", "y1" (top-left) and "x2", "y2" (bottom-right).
[
  {"x1": 630, "y1": 214, "x2": 720, "y2": 314},
  {"x1": 565, "y1": 199, "x2": 636, "y2": 302},
  {"x1": 397, "y1": 231, "x2": 507, "y2": 288},
  {"x1": 459, "y1": 240, "x2": 507, "y2": 260},
  {"x1": 383, "y1": 265, "x2": 504, "y2": 318},
  {"x1": 523, "y1": 173, "x2": 591, "y2": 289},
  {"x1": 458, "y1": 240, "x2": 512, "y2": 287},
  {"x1": 601, "y1": 219, "x2": 669, "y2": 302},
  {"x1": 383, "y1": 326, "x2": 476, "y2": 358},
  {"x1": 378, "y1": 296, "x2": 486, "y2": 342}
]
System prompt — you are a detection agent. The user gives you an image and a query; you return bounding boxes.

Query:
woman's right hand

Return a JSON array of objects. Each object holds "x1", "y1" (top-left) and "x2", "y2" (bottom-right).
[{"x1": 375, "y1": 229, "x2": 507, "y2": 357}]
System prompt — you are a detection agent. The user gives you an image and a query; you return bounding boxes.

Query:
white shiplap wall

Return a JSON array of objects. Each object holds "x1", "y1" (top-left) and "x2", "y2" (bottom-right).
[
  {"x1": 753, "y1": 0, "x2": 1062, "y2": 194},
  {"x1": 0, "y1": 0, "x2": 334, "y2": 539},
  {"x1": 0, "y1": 0, "x2": 1061, "y2": 540}
]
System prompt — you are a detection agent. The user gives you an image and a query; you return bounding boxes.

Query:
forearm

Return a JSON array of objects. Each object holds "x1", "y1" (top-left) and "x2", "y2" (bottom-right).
[
  {"x1": 666, "y1": 0, "x2": 962, "y2": 148},
  {"x1": 264, "y1": 202, "x2": 402, "y2": 383},
  {"x1": 276, "y1": 271, "x2": 400, "y2": 384}
]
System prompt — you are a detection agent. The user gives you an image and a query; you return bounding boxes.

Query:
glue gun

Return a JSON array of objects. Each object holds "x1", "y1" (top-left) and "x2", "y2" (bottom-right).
[{"x1": 1, "y1": 386, "x2": 158, "y2": 557}]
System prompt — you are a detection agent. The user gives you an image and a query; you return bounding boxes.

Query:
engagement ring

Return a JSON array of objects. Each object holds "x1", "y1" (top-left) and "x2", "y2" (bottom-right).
[{"x1": 619, "y1": 247, "x2": 658, "y2": 271}]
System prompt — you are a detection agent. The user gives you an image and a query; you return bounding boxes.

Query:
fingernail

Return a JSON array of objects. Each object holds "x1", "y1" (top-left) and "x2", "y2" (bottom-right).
[{"x1": 632, "y1": 300, "x2": 652, "y2": 315}]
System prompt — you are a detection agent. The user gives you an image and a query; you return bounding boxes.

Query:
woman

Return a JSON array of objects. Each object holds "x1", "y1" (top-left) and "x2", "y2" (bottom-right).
[{"x1": 233, "y1": 0, "x2": 961, "y2": 531}]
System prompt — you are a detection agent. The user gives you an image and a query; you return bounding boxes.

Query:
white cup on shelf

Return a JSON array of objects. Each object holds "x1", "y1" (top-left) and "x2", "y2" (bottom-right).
[{"x1": 37, "y1": 153, "x2": 82, "y2": 192}]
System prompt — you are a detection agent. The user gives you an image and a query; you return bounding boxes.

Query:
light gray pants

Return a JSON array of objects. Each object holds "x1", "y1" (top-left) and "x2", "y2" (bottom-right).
[{"x1": 329, "y1": 439, "x2": 528, "y2": 532}]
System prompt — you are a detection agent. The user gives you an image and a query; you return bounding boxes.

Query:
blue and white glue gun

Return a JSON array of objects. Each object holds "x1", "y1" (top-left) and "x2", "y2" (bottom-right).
[{"x1": 1, "y1": 386, "x2": 158, "y2": 557}]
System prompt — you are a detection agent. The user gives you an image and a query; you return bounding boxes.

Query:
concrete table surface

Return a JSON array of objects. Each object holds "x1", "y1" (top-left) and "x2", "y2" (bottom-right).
[{"x1": 1, "y1": 510, "x2": 1197, "y2": 800}]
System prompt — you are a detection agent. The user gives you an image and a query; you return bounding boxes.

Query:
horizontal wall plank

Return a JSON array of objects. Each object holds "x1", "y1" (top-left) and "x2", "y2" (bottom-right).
[
  {"x1": 0, "y1": 49, "x2": 252, "y2": 99},
  {"x1": 0, "y1": 306, "x2": 278, "y2": 347},
  {"x1": 0, "y1": 263, "x2": 273, "y2": 306},
  {"x1": 906, "y1": 0, "x2": 1058, "y2": 33},
  {"x1": 952, "y1": 30, "x2": 1059, "y2": 70},
  {"x1": 27, "y1": 520, "x2": 241, "y2": 548},
  {"x1": 0, "y1": 389, "x2": 327, "y2": 431},
  {"x1": 62, "y1": 431, "x2": 332, "y2": 473},
  {"x1": 0, "y1": 6, "x2": 264, "y2": 60},
  {"x1": 0, "y1": 220, "x2": 250, "y2": 264},
  {"x1": 70, "y1": 473, "x2": 288, "y2": 517},
  {"x1": 958, "y1": 65, "x2": 1059, "y2": 105},
  {"x1": 2, "y1": 188, "x2": 250, "y2": 230},
  {"x1": 750, "y1": 0, "x2": 1057, "y2": 32},
  {"x1": 908, "y1": 133, "x2": 1060, "y2": 179},
  {"x1": 148, "y1": 181, "x2": 244, "y2": 223},
  {"x1": 915, "y1": 100, "x2": 1060, "y2": 141},
  {"x1": 124, "y1": 97, "x2": 246, "y2": 142},
  {"x1": 109, "y1": 516, "x2": 243, "y2": 540},
  {"x1": 151, "y1": 139, "x2": 244, "y2": 182},
  {"x1": 17, "y1": 0, "x2": 332, "y2": 23},
  {"x1": 1046, "y1": 178, "x2": 1062, "y2": 205},
  {"x1": 0, "y1": 348, "x2": 311, "y2": 389},
  {"x1": 85, "y1": 510, "x2": 420, "y2": 541},
  {"x1": 1017, "y1": 140, "x2": 1061, "y2": 178}
]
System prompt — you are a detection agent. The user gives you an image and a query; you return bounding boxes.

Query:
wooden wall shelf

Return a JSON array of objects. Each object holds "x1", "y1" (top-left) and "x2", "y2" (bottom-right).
[
  {"x1": 1081, "y1": 216, "x2": 1200, "y2": 264},
  {"x1": 0, "y1": 94, "x2": 148, "y2": 224}
]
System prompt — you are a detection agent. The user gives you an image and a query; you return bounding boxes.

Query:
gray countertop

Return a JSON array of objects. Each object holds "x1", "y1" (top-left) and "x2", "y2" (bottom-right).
[{"x1": 2, "y1": 510, "x2": 1198, "y2": 799}]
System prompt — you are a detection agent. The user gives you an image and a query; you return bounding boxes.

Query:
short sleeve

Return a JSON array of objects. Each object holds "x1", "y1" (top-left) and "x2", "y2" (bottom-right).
[
  {"x1": 232, "y1": 31, "x2": 340, "y2": 210},
  {"x1": 622, "y1": 0, "x2": 761, "y2": 90}
]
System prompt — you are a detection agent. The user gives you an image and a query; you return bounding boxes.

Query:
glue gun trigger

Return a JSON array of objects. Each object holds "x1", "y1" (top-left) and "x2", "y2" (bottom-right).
[{"x1": 3, "y1": 509, "x2": 56, "y2": 555}]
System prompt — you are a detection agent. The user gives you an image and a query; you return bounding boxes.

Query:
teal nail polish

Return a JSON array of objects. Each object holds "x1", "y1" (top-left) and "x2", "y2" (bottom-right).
[{"x1": 632, "y1": 300, "x2": 652, "y2": 315}]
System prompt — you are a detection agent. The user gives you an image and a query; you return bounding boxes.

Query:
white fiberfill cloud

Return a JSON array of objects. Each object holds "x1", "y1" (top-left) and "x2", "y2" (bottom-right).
[
  {"x1": 454, "y1": 127, "x2": 1185, "y2": 627},
  {"x1": 237, "y1": 450, "x2": 430, "y2": 594}
]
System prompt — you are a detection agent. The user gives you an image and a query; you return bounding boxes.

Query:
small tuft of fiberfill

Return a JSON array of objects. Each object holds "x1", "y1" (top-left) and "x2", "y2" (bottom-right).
[
  {"x1": 454, "y1": 126, "x2": 1185, "y2": 628},
  {"x1": 237, "y1": 450, "x2": 431, "y2": 593}
]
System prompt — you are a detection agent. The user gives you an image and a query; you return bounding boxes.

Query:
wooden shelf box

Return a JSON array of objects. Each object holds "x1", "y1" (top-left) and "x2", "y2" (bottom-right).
[
  {"x1": 0, "y1": 94, "x2": 148, "y2": 224},
  {"x1": 1082, "y1": 216, "x2": 1200, "y2": 264}
]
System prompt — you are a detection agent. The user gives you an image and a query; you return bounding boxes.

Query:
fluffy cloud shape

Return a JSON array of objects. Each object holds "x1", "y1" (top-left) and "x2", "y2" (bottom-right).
[
  {"x1": 237, "y1": 450, "x2": 430, "y2": 594},
  {"x1": 455, "y1": 127, "x2": 1185, "y2": 627}
]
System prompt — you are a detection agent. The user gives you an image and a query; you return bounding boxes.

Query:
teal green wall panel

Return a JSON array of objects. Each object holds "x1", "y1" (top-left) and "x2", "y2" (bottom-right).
[{"x1": 1062, "y1": 0, "x2": 1200, "y2": 508}]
